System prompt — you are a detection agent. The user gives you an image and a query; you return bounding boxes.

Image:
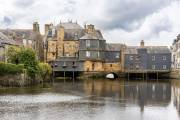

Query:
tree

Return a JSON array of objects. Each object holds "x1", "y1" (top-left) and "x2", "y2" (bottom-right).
[
  {"x1": 6, "y1": 46, "x2": 21, "y2": 64},
  {"x1": 7, "y1": 46, "x2": 39, "y2": 78},
  {"x1": 38, "y1": 63, "x2": 52, "y2": 81}
]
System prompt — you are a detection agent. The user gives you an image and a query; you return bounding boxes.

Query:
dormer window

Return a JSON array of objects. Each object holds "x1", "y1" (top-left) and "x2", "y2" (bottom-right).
[{"x1": 86, "y1": 40, "x2": 90, "y2": 47}]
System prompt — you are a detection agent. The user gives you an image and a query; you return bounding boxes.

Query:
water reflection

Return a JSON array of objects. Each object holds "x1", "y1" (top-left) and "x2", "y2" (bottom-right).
[
  {"x1": 0, "y1": 79, "x2": 179, "y2": 120},
  {"x1": 83, "y1": 80, "x2": 171, "y2": 112},
  {"x1": 172, "y1": 80, "x2": 180, "y2": 114}
]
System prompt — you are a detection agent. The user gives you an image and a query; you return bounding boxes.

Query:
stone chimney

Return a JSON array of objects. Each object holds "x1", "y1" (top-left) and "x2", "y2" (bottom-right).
[
  {"x1": 45, "y1": 24, "x2": 51, "y2": 35},
  {"x1": 33, "y1": 22, "x2": 40, "y2": 33},
  {"x1": 86, "y1": 24, "x2": 95, "y2": 34},
  {"x1": 140, "y1": 40, "x2": 145, "y2": 47}
]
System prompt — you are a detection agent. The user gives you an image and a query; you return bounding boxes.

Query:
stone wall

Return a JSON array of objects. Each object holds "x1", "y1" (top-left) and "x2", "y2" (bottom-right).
[{"x1": 0, "y1": 73, "x2": 27, "y2": 87}]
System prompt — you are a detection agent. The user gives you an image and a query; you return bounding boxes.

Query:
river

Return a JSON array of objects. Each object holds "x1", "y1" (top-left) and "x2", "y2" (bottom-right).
[{"x1": 0, "y1": 79, "x2": 180, "y2": 120}]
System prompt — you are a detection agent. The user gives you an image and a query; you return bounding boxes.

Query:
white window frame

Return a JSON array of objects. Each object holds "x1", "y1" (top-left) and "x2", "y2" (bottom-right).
[
  {"x1": 97, "y1": 51, "x2": 100, "y2": 58},
  {"x1": 163, "y1": 65, "x2": 167, "y2": 69},
  {"x1": 152, "y1": 56, "x2": 156, "y2": 61},
  {"x1": 115, "y1": 53, "x2": 120, "y2": 58},
  {"x1": 129, "y1": 56, "x2": 133, "y2": 61},
  {"x1": 86, "y1": 51, "x2": 90, "y2": 57},
  {"x1": 163, "y1": 56, "x2": 166, "y2": 60},
  {"x1": 86, "y1": 40, "x2": 90, "y2": 47},
  {"x1": 152, "y1": 65, "x2": 156, "y2": 70}
]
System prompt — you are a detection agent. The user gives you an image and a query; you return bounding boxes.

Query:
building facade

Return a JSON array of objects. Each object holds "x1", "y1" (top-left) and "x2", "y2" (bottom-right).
[
  {"x1": 44, "y1": 21, "x2": 124, "y2": 74},
  {"x1": 0, "y1": 22, "x2": 44, "y2": 61},
  {"x1": 0, "y1": 32, "x2": 17, "y2": 61},
  {"x1": 124, "y1": 40, "x2": 171, "y2": 73},
  {"x1": 171, "y1": 34, "x2": 180, "y2": 69}
]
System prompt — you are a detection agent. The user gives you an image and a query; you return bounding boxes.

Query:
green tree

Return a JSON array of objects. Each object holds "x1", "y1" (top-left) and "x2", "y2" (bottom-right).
[
  {"x1": 7, "y1": 46, "x2": 21, "y2": 64},
  {"x1": 7, "y1": 47, "x2": 39, "y2": 78},
  {"x1": 38, "y1": 63, "x2": 52, "y2": 81}
]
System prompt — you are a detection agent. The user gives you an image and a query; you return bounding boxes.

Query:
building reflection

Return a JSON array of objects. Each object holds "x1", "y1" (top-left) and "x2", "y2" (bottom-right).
[
  {"x1": 83, "y1": 79, "x2": 171, "y2": 112},
  {"x1": 124, "y1": 81, "x2": 171, "y2": 111},
  {"x1": 172, "y1": 80, "x2": 180, "y2": 114}
]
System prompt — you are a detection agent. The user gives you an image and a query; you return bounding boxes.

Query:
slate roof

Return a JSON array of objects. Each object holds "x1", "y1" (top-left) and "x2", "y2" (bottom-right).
[
  {"x1": 64, "y1": 29, "x2": 85, "y2": 40},
  {"x1": 58, "y1": 22, "x2": 83, "y2": 29},
  {"x1": 79, "y1": 30, "x2": 104, "y2": 40},
  {"x1": 0, "y1": 29, "x2": 37, "y2": 40},
  {"x1": 146, "y1": 46, "x2": 171, "y2": 54},
  {"x1": 125, "y1": 46, "x2": 171, "y2": 54},
  {"x1": 106, "y1": 43, "x2": 124, "y2": 51},
  {"x1": 0, "y1": 32, "x2": 16, "y2": 45}
]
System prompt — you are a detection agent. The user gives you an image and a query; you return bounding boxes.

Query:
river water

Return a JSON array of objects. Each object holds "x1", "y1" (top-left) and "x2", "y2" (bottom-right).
[{"x1": 0, "y1": 79, "x2": 180, "y2": 120}]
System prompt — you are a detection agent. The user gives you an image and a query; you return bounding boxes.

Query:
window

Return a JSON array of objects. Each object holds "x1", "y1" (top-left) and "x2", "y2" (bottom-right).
[
  {"x1": 115, "y1": 53, "x2": 120, "y2": 58},
  {"x1": 152, "y1": 56, "x2": 155, "y2": 61},
  {"x1": 152, "y1": 65, "x2": 156, "y2": 70},
  {"x1": 110, "y1": 64, "x2": 112, "y2": 67},
  {"x1": 163, "y1": 65, "x2": 167, "y2": 69},
  {"x1": 86, "y1": 51, "x2": 90, "y2": 57},
  {"x1": 163, "y1": 56, "x2": 166, "y2": 60},
  {"x1": 136, "y1": 64, "x2": 139, "y2": 69},
  {"x1": 129, "y1": 56, "x2": 133, "y2": 60},
  {"x1": 96, "y1": 52, "x2": 100, "y2": 58},
  {"x1": 86, "y1": 40, "x2": 90, "y2": 47}
]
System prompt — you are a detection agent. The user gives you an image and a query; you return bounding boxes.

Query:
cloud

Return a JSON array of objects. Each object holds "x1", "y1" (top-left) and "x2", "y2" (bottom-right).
[
  {"x1": 14, "y1": 0, "x2": 35, "y2": 8},
  {"x1": 0, "y1": 0, "x2": 180, "y2": 46},
  {"x1": 94, "y1": 0, "x2": 175, "y2": 31}
]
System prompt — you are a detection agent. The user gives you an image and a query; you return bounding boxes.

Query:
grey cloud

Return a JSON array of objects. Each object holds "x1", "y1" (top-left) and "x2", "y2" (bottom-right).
[
  {"x1": 96, "y1": 0, "x2": 175, "y2": 31},
  {"x1": 14, "y1": 0, "x2": 35, "y2": 8},
  {"x1": 148, "y1": 18, "x2": 172, "y2": 37},
  {"x1": 1, "y1": 16, "x2": 13, "y2": 26}
]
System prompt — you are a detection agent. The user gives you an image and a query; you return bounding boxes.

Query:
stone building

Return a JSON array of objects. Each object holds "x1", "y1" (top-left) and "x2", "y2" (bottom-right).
[
  {"x1": 0, "y1": 22, "x2": 44, "y2": 61},
  {"x1": 104, "y1": 43, "x2": 124, "y2": 72},
  {"x1": 124, "y1": 40, "x2": 171, "y2": 75},
  {"x1": 44, "y1": 21, "x2": 125, "y2": 76},
  {"x1": 171, "y1": 34, "x2": 180, "y2": 69},
  {"x1": 0, "y1": 32, "x2": 17, "y2": 61}
]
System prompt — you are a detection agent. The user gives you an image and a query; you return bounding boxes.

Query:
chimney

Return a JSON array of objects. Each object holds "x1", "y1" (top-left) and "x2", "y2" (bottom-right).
[
  {"x1": 45, "y1": 24, "x2": 51, "y2": 35},
  {"x1": 33, "y1": 22, "x2": 40, "y2": 33},
  {"x1": 86, "y1": 24, "x2": 95, "y2": 33},
  {"x1": 140, "y1": 40, "x2": 144, "y2": 47}
]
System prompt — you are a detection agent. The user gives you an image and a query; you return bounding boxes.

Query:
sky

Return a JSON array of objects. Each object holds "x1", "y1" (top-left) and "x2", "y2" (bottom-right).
[{"x1": 0, "y1": 0, "x2": 180, "y2": 46}]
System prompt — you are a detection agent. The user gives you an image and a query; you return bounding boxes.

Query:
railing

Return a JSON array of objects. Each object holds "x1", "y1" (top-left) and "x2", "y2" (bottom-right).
[{"x1": 124, "y1": 69, "x2": 171, "y2": 73}]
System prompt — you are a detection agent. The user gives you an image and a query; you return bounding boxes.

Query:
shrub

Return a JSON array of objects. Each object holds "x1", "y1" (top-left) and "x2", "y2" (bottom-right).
[
  {"x1": 7, "y1": 46, "x2": 39, "y2": 78},
  {"x1": 38, "y1": 63, "x2": 52, "y2": 81},
  {"x1": 0, "y1": 62, "x2": 24, "y2": 75}
]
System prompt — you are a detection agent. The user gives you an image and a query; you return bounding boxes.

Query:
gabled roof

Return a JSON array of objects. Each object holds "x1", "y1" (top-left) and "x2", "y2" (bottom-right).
[
  {"x1": 146, "y1": 46, "x2": 171, "y2": 54},
  {"x1": 58, "y1": 22, "x2": 83, "y2": 29},
  {"x1": 125, "y1": 46, "x2": 171, "y2": 54},
  {"x1": 106, "y1": 43, "x2": 124, "y2": 51},
  {"x1": 79, "y1": 30, "x2": 104, "y2": 40},
  {"x1": 0, "y1": 29, "x2": 37, "y2": 40},
  {"x1": 0, "y1": 32, "x2": 16, "y2": 45}
]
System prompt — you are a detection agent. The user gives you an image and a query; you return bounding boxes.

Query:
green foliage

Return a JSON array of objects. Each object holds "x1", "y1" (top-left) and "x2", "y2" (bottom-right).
[
  {"x1": 38, "y1": 63, "x2": 52, "y2": 81},
  {"x1": 0, "y1": 62, "x2": 24, "y2": 75},
  {"x1": 7, "y1": 46, "x2": 39, "y2": 78},
  {"x1": 7, "y1": 46, "x2": 21, "y2": 64}
]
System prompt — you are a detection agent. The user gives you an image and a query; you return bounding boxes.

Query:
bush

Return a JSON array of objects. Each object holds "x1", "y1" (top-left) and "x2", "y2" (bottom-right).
[
  {"x1": 7, "y1": 46, "x2": 39, "y2": 78},
  {"x1": 0, "y1": 62, "x2": 24, "y2": 75},
  {"x1": 38, "y1": 63, "x2": 52, "y2": 81}
]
